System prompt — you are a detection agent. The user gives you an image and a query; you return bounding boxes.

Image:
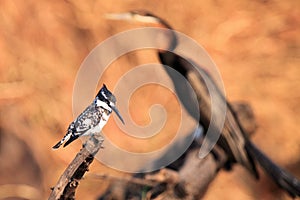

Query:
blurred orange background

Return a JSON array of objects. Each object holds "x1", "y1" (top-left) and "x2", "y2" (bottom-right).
[{"x1": 0, "y1": 0, "x2": 299, "y2": 199}]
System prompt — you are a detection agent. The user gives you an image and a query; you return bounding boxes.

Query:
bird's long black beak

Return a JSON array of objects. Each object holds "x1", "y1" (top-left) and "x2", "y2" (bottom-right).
[{"x1": 111, "y1": 105, "x2": 125, "y2": 124}]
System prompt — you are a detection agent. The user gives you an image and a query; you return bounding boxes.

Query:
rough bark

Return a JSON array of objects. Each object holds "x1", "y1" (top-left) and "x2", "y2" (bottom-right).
[{"x1": 49, "y1": 135, "x2": 104, "y2": 200}]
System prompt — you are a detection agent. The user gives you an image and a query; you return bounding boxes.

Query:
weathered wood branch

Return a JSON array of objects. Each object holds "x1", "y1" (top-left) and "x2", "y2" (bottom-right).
[
  {"x1": 49, "y1": 135, "x2": 104, "y2": 200},
  {"x1": 146, "y1": 146, "x2": 227, "y2": 200},
  {"x1": 97, "y1": 102, "x2": 255, "y2": 200},
  {"x1": 96, "y1": 145, "x2": 228, "y2": 200}
]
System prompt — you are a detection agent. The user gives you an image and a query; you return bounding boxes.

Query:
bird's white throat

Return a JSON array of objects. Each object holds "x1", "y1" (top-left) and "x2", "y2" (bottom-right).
[{"x1": 95, "y1": 99, "x2": 112, "y2": 112}]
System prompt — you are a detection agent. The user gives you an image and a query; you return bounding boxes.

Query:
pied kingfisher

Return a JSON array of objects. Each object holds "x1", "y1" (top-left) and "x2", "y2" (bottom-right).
[{"x1": 52, "y1": 84, "x2": 124, "y2": 149}]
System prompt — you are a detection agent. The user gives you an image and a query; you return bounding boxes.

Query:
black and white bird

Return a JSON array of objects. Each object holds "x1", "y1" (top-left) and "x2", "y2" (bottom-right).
[{"x1": 52, "y1": 84, "x2": 124, "y2": 149}]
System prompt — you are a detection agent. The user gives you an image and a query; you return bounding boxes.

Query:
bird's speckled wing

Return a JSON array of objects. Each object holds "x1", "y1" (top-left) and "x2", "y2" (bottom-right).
[{"x1": 71, "y1": 104, "x2": 102, "y2": 136}]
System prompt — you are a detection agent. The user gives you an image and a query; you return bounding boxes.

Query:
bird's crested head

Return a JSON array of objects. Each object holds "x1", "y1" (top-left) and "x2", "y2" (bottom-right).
[{"x1": 95, "y1": 84, "x2": 124, "y2": 124}]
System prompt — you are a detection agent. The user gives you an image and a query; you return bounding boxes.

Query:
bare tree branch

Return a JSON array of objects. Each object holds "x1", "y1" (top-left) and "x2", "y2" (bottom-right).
[{"x1": 49, "y1": 135, "x2": 104, "y2": 200}]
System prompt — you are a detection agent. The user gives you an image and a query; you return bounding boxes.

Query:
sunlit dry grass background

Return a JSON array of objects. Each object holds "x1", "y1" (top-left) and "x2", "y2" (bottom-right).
[{"x1": 0, "y1": 0, "x2": 299, "y2": 199}]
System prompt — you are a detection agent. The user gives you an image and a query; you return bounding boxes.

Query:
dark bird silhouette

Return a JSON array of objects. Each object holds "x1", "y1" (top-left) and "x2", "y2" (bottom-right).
[{"x1": 106, "y1": 11, "x2": 300, "y2": 197}]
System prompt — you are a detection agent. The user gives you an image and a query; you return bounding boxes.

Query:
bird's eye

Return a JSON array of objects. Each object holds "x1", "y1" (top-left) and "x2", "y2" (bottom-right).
[{"x1": 94, "y1": 99, "x2": 99, "y2": 106}]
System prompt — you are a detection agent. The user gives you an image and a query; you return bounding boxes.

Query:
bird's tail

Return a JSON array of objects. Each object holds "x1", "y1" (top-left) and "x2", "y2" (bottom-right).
[
  {"x1": 245, "y1": 140, "x2": 300, "y2": 197},
  {"x1": 52, "y1": 132, "x2": 72, "y2": 149},
  {"x1": 52, "y1": 140, "x2": 62, "y2": 149}
]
